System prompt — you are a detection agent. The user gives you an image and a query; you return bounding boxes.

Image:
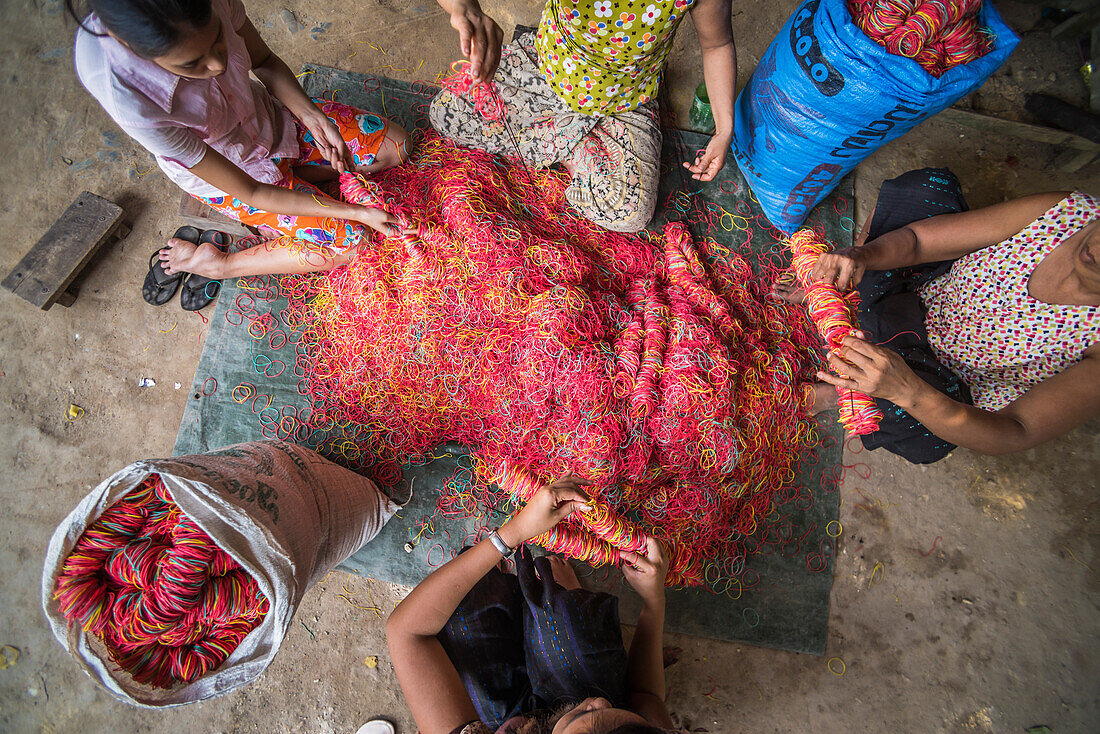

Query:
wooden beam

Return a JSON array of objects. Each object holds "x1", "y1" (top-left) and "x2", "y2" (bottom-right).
[
  {"x1": 937, "y1": 107, "x2": 1100, "y2": 152},
  {"x1": 1053, "y1": 147, "x2": 1099, "y2": 172},
  {"x1": 1052, "y1": 6, "x2": 1100, "y2": 40},
  {"x1": 2, "y1": 192, "x2": 126, "y2": 310},
  {"x1": 1011, "y1": 0, "x2": 1096, "y2": 11},
  {"x1": 1092, "y1": 26, "x2": 1100, "y2": 114},
  {"x1": 178, "y1": 193, "x2": 256, "y2": 238}
]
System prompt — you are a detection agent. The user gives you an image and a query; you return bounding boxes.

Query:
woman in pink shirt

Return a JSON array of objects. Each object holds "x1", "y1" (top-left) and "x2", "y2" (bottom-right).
[{"x1": 71, "y1": 0, "x2": 410, "y2": 297}]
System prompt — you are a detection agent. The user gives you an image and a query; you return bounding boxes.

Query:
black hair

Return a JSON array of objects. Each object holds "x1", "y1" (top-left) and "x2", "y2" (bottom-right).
[{"x1": 66, "y1": 0, "x2": 212, "y2": 58}]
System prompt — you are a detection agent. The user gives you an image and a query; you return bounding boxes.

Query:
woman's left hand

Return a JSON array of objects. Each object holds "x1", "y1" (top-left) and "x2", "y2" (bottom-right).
[
  {"x1": 302, "y1": 106, "x2": 354, "y2": 174},
  {"x1": 500, "y1": 473, "x2": 592, "y2": 546},
  {"x1": 682, "y1": 130, "x2": 732, "y2": 182},
  {"x1": 817, "y1": 332, "x2": 923, "y2": 407}
]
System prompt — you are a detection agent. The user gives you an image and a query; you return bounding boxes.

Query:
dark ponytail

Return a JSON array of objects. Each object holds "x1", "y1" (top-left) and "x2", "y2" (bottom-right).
[{"x1": 66, "y1": 0, "x2": 213, "y2": 58}]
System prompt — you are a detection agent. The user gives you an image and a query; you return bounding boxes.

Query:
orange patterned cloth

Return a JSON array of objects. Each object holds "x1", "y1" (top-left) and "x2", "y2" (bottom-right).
[{"x1": 197, "y1": 99, "x2": 390, "y2": 253}]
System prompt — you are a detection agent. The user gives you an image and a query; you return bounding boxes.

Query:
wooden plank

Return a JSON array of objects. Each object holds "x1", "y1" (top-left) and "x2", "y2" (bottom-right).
[
  {"x1": 179, "y1": 193, "x2": 255, "y2": 238},
  {"x1": 1052, "y1": 6, "x2": 1100, "y2": 40},
  {"x1": 2, "y1": 191, "x2": 124, "y2": 310},
  {"x1": 1053, "y1": 147, "x2": 1098, "y2": 172},
  {"x1": 937, "y1": 107, "x2": 1100, "y2": 152},
  {"x1": 1012, "y1": 0, "x2": 1096, "y2": 12},
  {"x1": 1092, "y1": 26, "x2": 1100, "y2": 115}
]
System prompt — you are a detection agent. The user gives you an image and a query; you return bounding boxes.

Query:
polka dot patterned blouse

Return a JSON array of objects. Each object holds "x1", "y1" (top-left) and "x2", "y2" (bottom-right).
[{"x1": 921, "y1": 192, "x2": 1100, "y2": 411}]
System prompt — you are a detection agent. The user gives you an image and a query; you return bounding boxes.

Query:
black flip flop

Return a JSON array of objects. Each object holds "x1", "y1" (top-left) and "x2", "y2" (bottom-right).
[
  {"x1": 143, "y1": 225, "x2": 200, "y2": 306},
  {"x1": 180, "y1": 230, "x2": 229, "y2": 311}
]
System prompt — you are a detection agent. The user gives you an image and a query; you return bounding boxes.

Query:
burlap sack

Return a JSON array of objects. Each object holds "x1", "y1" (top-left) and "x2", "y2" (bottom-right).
[{"x1": 42, "y1": 440, "x2": 398, "y2": 707}]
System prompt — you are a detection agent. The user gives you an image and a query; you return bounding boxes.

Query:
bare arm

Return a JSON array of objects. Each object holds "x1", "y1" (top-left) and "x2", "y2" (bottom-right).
[
  {"x1": 236, "y1": 16, "x2": 356, "y2": 172},
  {"x1": 684, "y1": 0, "x2": 736, "y2": 181},
  {"x1": 387, "y1": 477, "x2": 591, "y2": 734},
  {"x1": 814, "y1": 192, "x2": 1071, "y2": 290},
  {"x1": 433, "y1": 0, "x2": 503, "y2": 84},
  {"x1": 187, "y1": 147, "x2": 403, "y2": 234},
  {"x1": 822, "y1": 336, "x2": 1100, "y2": 454},
  {"x1": 619, "y1": 538, "x2": 675, "y2": 727}
]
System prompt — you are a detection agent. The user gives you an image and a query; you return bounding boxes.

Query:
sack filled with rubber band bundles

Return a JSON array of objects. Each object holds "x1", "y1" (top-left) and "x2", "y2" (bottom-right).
[
  {"x1": 42, "y1": 440, "x2": 397, "y2": 707},
  {"x1": 731, "y1": 0, "x2": 1018, "y2": 234}
]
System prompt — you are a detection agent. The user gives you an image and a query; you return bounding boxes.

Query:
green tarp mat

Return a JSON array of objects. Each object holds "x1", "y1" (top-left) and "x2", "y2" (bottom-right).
[{"x1": 173, "y1": 66, "x2": 852, "y2": 654}]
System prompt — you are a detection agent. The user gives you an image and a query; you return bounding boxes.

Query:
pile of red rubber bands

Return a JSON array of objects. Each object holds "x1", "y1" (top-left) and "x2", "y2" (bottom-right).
[{"x1": 281, "y1": 132, "x2": 827, "y2": 586}]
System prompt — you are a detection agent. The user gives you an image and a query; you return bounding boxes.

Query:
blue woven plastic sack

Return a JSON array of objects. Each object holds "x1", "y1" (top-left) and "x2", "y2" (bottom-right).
[{"x1": 731, "y1": 0, "x2": 1018, "y2": 233}]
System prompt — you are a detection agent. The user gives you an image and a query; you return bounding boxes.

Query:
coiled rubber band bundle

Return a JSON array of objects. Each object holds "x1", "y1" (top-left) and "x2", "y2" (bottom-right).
[
  {"x1": 787, "y1": 229, "x2": 882, "y2": 435},
  {"x1": 848, "y1": 0, "x2": 993, "y2": 77},
  {"x1": 495, "y1": 460, "x2": 647, "y2": 561},
  {"x1": 494, "y1": 461, "x2": 700, "y2": 586},
  {"x1": 53, "y1": 475, "x2": 269, "y2": 688},
  {"x1": 439, "y1": 60, "x2": 506, "y2": 121}
]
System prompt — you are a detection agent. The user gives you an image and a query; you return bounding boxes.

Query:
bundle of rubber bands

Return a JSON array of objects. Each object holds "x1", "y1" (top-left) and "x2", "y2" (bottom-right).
[
  {"x1": 494, "y1": 459, "x2": 658, "y2": 568},
  {"x1": 53, "y1": 475, "x2": 269, "y2": 688},
  {"x1": 848, "y1": 0, "x2": 994, "y2": 77},
  {"x1": 439, "y1": 60, "x2": 505, "y2": 121},
  {"x1": 787, "y1": 229, "x2": 882, "y2": 435},
  {"x1": 281, "y1": 131, "x2": 826, "y2": 586}
]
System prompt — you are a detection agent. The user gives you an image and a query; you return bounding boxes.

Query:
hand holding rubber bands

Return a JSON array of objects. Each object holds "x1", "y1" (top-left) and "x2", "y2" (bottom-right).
[
  {"x1": 495, "y1": 461, "x2": 695, "y2": 586},
  {"x1": 440, "y1": 60, "x2": 505, "y2": 120},
  {"x1": 787, "y1": 229, "x2": 882, "y2": 435},
  {"x1": 339, "y1": 172, "x2": 426, "y2": 264},
  {"x1": 501, "y1": 468, "x2": 594, "y2": 544}
]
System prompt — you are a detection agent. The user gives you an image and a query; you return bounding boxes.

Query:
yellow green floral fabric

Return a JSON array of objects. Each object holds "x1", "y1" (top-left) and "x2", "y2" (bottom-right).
[{"x1": 535, "y1": 0, "x2": 698, "y2": 115}]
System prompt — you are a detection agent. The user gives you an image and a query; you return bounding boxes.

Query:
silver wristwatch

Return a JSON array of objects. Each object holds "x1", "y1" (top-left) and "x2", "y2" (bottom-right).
[{"x1": 488, "y1": 529, "x2": 516, "y2": 558}]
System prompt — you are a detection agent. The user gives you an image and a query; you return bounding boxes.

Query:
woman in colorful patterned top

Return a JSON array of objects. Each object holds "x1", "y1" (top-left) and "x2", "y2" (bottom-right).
[
  {"x1": 71, "y1": 0, "x2": 412, "y2": 291},
  {"x1": 429, "y1": 0, "x2": 736, "y2": 232},
  {"x1": 387, "y1": 475, "x2": 675, "y2": 734},
  {"x1": 776, "y1": 169, "x2": 1100, "y2": 463}
]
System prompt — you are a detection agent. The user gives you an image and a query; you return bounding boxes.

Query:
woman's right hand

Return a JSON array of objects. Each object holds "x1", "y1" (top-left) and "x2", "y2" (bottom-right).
[
  {"x1": 447, "y1": 0, "x2": 503, "y2": 83},
  {"x1": 349, "y1": 205, "x2": 414, "y2": 237},
  {"x1": 499, "y1": 473, "x2": 592, "y2": 547},
  {"x1": 620, "y1": 537, "x2": 669, "y2": 606},
  {"x1": 811, "y1": 247, "x2": 867, "y2": 291}
]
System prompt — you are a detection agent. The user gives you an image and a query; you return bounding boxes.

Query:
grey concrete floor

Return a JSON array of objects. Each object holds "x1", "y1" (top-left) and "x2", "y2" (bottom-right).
[{"x1": 1, "y1": 1, "x2": 1098, "y2": 732}]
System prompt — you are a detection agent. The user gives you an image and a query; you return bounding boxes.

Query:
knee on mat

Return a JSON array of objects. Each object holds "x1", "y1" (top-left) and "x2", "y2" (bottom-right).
[
  {"x1": 390, "y1": 123, "x2": 410, "y2": 165},
  {"x1": 573, "y1": 193, "x2": 657, "y2": 234},
  {"x1": 369, "y1": 123, "x2": 409, "y2": 170}
]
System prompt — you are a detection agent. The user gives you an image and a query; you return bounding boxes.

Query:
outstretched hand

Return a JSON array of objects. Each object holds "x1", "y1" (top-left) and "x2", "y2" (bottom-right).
[
  {"x1": 620, "y1": 536, "x2": 669, "y2": 605},
  {"x1": 682, "y1": 131, "x2": 732, "y2": 182},
  {"x1": 817, "y1": 332, "x2": 922, "y2": 407},
  {"x1": 350, "y1": 206, "x2": 416, "y2": 238},
  {"x1": 502, "y1": 473, "x2": 592, "y2": 546},
  {"x1": 448, "y1": 0, "x2": 503, "y2": 84}
]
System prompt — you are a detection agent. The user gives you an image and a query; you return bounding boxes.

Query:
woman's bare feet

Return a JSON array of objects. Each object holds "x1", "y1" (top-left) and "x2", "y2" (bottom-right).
[
  {"x1": 159, "y1": 237, "x2": 229, "y2": 278},
  {"x1": 804, "y1": 382, "x2": 838, "y2": 415},
  {"x1": 547, "y1": 555, "x2": 581, "y2": 590}
]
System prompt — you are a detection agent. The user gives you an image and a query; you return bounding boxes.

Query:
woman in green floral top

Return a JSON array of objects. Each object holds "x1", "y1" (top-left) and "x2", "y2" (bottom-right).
[{"x1": 430, "y1": 0, "x2": 736, "y2": 232}]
